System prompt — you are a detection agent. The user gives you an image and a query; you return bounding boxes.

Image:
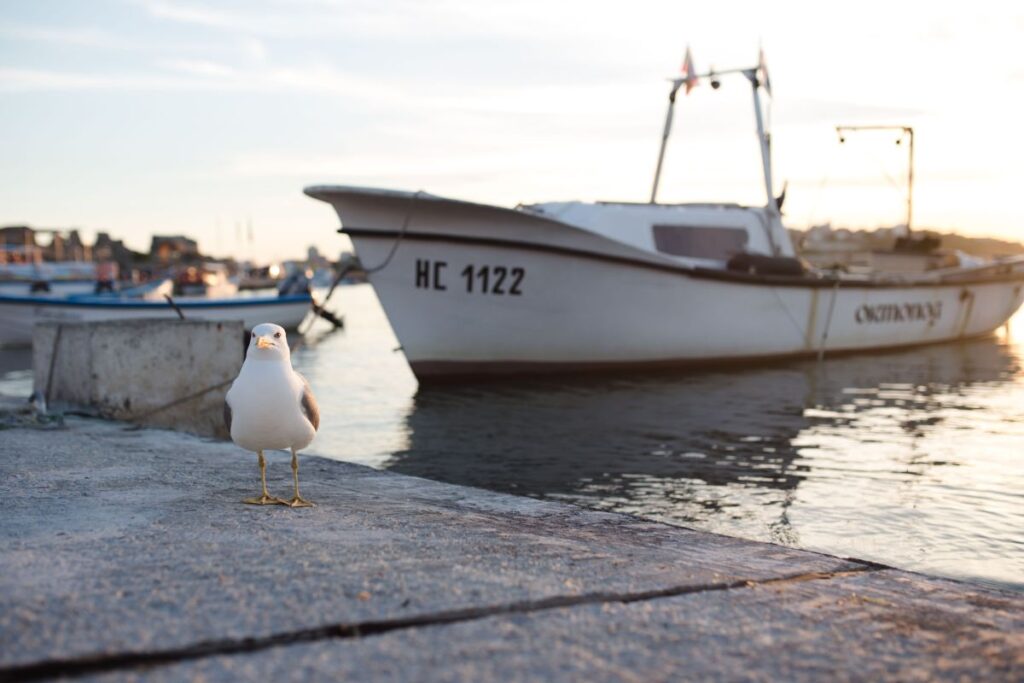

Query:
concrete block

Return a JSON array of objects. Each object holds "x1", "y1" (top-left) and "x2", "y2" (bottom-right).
[{"x1": 32, "y1": 320, "x2": 244, "y2": 438}]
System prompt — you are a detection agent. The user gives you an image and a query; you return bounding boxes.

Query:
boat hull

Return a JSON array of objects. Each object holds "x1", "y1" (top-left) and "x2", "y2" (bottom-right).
[
  {"x1": 351, "y1": 233, "x2": 1023, "y2": 378},
  {"x1": 0, "y1": 294, "x2": 312, "y2": 348},
  {"x1": 308, "y1": 187, "x2": 1024, "y2": 380}
]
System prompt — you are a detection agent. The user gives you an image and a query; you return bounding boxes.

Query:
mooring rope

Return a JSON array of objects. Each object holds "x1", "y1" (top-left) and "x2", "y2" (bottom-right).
[
  {"x1": 817, "y1": 279, "x2": 841, "y2": 362},
  {"x1": 296, "y1": 189, "x2": 423, "y2": 339},
  {"x1": 43, "y1": 324, "x2": 64, "y2": 408},
  {"x1": 130, "y1": 378, "x2": 234, "y2": 422}
]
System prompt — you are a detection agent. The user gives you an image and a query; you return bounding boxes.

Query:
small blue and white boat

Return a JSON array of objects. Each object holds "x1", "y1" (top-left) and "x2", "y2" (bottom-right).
[{"x1": 0, "y1": 292, "x2": 313, "y2": 348}]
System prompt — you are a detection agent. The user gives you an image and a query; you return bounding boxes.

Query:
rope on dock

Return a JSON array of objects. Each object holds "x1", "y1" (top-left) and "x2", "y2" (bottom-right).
[
  {"x1": 130, "y1": 377, "x2": 234, "y2": 422},
  {"x1": 43, "y1": 324, "x2": 64, "y2": 408}
]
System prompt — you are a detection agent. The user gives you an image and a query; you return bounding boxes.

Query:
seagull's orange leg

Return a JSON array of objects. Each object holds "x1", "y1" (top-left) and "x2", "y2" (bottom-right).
[
  {"x1": 243, "y1": 450, "x2": 287, "y2": 505},
  {"x1": 285, "y1": 447, "x2": 314, "y2": 508}
]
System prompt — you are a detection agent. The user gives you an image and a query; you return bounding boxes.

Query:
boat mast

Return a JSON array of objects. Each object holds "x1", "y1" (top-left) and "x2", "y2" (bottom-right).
[{"x1": 835, "y1": 125, "x2": 915, "y2": 234}]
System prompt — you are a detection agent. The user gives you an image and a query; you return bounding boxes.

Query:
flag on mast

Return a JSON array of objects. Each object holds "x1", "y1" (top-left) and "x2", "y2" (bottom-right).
[
  {"x1": 681, "y1": 46, "x2": 698, "y2": 94},
  {"x1": 758, "y1": 47, "x2": 772, "y2": 97}
]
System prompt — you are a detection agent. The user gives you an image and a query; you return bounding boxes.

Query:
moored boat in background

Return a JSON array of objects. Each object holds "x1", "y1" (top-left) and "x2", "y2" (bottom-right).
[
  {"x1": 306, "y1": 51, "x2": 1024, "y2": 381},
  {"x1": 0, "y1": 292, "x2": 312, "y2": 348},
  {"x1": 0, "y1": 261, "x2": 99, "y2": 297}
]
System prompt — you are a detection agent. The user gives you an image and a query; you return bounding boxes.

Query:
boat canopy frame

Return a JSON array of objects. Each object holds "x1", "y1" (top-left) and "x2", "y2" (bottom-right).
[{"x1": 649, "y1": 57, "x2": 781, "y2": 255}]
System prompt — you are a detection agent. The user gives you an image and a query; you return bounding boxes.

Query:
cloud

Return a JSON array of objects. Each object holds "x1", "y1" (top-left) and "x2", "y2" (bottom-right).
[
  {"x1": 0, "y1": 56, "x2": 657, "y2": 120},
  {"x1": 0, "y1": 68, "x2": 172, "y2": 91},
  {"x1": 131, "y1": 0, "x2": 635, "y2": 47},
  {"x1": 0, "y1": 19, "x2": 264, "y2": 60},
  {"x1": 778, "y1": 99, "x2": 926, "y2": 125},
  {"x1": 134, "y1": 0, "x2": 368, "y2": 37},
  {"x1": 136, "y1": 0, "x2": 241, "y2": 30},
  {"x1": 0, "y1": 23, "x2": 140, "y2": 50},
  {"x1": 242, "y1": 38, "x2": 267, "y2": 63},
  {"x1": 159, "y1": 58, "x2": 236, "y2": 78},
  {"x1": 0, "y1": 62, "x2": 397, "y2": 99}
]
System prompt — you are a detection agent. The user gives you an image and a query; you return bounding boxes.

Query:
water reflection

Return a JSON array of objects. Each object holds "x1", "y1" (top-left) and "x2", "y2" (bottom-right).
[
  {"x1": 384, "y1": 334, "x2": 1023, "y2": 589},
  {"x1": 0, "y1": 348, "x2": 32, "y2": 398}
]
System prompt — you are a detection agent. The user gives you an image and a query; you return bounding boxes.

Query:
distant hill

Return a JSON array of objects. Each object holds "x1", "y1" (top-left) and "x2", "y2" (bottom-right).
[
  {"x1": 791, "y1": 226, "x2": 1024, "y2": 258},
  {"x1": 937, "y1": 232, "x2": 1024, "y2": 258}
]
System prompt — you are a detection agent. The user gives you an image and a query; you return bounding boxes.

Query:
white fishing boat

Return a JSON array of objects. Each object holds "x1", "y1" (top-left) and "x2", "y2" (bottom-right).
[
  {"x1": 0, "y1": 292, "x2": 313, "y2": 348},
  {"x1": 306, "y1": 52, "x2": 1024, "y2": 381}
]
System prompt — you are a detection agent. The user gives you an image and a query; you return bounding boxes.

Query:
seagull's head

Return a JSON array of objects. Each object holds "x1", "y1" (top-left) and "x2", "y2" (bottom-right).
[{"x1": 247, "y1": 323, "x2": 290, "y2": 362}]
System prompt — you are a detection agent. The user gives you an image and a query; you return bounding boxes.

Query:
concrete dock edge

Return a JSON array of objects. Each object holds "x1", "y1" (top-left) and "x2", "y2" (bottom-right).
[{"x1": 1, "y1": 410, "x2": 1021, "y2": 681}]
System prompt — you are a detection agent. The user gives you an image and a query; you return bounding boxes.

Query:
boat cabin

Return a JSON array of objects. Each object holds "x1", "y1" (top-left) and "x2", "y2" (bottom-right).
[{"x1": 523, "y1": 201, "x2": 796, "y2": 270}]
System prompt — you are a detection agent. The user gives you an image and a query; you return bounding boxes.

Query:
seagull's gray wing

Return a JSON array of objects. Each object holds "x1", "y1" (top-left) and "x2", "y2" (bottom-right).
[
  {"x1": 223, "y1": 400, "x2": 232, "y2": 432},
  {"x1": 298, "y1": 374, "x2": 320, "y2": 431}
]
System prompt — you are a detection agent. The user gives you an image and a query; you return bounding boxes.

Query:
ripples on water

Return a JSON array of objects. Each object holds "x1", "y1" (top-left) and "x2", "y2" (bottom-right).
[{"x1": 2, "y1": 284, "x2": 1021, "y2": 591}]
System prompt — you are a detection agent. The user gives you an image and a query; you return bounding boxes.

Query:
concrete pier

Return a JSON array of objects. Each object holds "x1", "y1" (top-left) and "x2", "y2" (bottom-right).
[
  {"x1": 32, "y1": 320, "x2": 244, "y2": 439},
  {"x1": 1, "y1": 409, "x2": 1021, "y2": 681}
]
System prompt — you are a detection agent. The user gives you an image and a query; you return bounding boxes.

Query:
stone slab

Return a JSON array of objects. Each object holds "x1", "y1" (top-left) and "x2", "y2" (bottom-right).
[
  {"x1": 0, "y1": 417, "x2": 858, "y2": 672},
  {"x1": 91, "y1": 569, "x2": 1023, "y2": 683}
]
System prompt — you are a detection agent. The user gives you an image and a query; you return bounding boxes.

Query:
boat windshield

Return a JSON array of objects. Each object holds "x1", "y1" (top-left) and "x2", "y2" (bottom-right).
[{"x1": 652, "y1": 225, "x2": 749, "y2": 260}]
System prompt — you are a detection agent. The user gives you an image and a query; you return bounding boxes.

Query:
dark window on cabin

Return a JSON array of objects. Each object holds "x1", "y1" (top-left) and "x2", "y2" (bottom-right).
[{"x1": 652, "y1": 225, "x2": 748, "y2": 260}]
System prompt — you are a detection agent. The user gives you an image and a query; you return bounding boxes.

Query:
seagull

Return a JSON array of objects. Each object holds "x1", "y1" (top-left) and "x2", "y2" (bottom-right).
[{"x1": 224, "y1": 323, "x2": 320, "y2": 507}]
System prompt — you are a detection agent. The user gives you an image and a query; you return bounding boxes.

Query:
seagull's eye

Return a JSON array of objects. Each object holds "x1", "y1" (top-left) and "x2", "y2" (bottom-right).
[
  {"x1": 274, "y1": 332, "x2": 281, "y2": 338},
  {"x1": 251, "y1": 332, "x2": 255, "y2": 338}
]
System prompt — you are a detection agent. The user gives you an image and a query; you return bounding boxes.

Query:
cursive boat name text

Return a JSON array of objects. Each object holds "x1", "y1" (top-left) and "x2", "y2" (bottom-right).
[
  {"x1": 855, "y1": 301, "x2": 942, "y2": 324},
  {"x1": 415, "y1": 259, "x2": 524, "y2": 295}
]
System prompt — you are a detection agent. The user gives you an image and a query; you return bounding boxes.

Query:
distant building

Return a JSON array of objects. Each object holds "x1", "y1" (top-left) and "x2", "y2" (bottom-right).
[
  {"x1": 36, "y1": 229, "x2": 90, "y2": 262},
  {"x1": 0, "y1": 226, "x2": 41, "y2": 264},
  {"x1": 803, "y1": 224, "x2": 833, "y2": 243},
  {"x1": 306, "y1": 245, "x2": 331, "y2": 269},
  {"x1": 94, "y1": 232, "x2": 135, "y2": 271},
  {"x1": 0, "y1": 225, "x2": 35, "y2": 249},
  {"x1": 65, "y1": 230, "x2": 90, "y2": 261},
  {"x1": 43, "y1": 233, "x2": 66, "y2": 261},
  {"x1": 150, "y1": 235, "x2": 200, "y2": 264}
]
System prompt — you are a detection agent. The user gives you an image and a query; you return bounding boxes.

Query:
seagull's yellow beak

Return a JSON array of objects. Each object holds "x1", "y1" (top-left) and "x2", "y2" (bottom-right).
[{"x1": 256, "y1": 336, "x2": 274, "y2": 350}]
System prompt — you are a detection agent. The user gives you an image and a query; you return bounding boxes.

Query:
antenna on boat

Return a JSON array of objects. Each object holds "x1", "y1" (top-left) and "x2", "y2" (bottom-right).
[
  {"x1": 834, "y1": 125, "x2": 914, "y2": 235},
  {"x1": 650, "y1": 47, "x2": 782, "y2": 254}
]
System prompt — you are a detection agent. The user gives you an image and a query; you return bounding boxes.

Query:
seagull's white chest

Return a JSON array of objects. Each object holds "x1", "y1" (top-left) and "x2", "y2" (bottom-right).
[{"x1": 226, "y1": 360, "x2": 316, "y2": 451}]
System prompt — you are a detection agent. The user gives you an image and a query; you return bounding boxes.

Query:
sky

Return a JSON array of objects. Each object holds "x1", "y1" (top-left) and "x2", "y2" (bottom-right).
[{"x1": 2, "y1": 0, "x2": 1023, "y2": 262}]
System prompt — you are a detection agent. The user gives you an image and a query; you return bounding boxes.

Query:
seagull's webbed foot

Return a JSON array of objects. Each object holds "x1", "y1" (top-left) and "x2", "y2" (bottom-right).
[
  {"x1": 243, "y1": 494, "x2": 288, "y2": 506},
  {"x1": 284, "y1": 495, "x2": 315, "y2": 508}
]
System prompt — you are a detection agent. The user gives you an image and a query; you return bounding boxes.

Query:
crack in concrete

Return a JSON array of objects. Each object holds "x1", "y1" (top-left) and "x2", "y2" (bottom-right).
[{"x1": 0, "y1": 564, "x2": 879, "y2": 681}]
